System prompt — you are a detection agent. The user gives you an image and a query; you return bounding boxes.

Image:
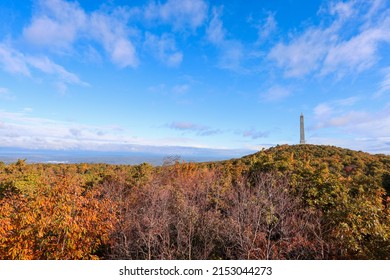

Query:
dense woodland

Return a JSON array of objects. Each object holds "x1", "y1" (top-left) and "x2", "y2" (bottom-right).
[{"x1": 0, "y1": 144, "x2": 389, "y2": 260}]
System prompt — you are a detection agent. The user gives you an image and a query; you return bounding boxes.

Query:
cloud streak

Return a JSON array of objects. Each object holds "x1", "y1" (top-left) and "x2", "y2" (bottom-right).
[
  {"x1": 168, "y1": 121, "x2": 222, "y2": 136},
  {"x1": 312, "y1": 98, "x2": 390, "y2": 153},
  {"x1": 0, "y1": 43, "x2": 88, "y2": 92},
  {"x1": 256, "y1": 12, "x2": 277, "y2": 41},
  {"x1": 377, "y1": 67, "x2": 390, "y2": 96},
  {"x1": 241, "y1": 128, "x2": 269, "y2": 139}
]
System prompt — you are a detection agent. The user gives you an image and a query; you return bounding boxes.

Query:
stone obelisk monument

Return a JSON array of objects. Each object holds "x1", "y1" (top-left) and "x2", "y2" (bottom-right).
[{"x1": 300, "y1": 113, "x2": 306, "y2": 144}]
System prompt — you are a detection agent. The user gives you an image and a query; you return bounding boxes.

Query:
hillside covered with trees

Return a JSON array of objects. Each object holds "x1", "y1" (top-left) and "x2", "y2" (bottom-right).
[{"x1": 0, "y1": 144, "x2": 389, "y2": 260}]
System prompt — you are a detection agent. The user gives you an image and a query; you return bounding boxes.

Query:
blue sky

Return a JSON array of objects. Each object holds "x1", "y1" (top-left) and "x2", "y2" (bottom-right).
[{"x1": 0, "y1": 0, "x2": 389, "y2": 155}]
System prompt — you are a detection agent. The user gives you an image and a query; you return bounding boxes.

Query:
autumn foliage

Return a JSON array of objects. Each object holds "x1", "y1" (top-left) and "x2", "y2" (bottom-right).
[{"x1": 0, "y1": 144, "x2": 389, "y2": 259}]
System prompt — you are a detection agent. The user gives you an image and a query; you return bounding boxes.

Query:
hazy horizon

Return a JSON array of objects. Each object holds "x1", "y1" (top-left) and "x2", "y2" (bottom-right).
[{"x1": 0, "y1": 145, "x2": 255, "y2": 165}]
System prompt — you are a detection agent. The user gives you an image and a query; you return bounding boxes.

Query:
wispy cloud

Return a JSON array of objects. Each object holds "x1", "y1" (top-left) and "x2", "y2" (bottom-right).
[
  {"x1": 240, "y1": 128, "x2": 269, "y2": 139},
  {"x1": 172, "y1": 84, "x2": 189, "y2": 94},
  {"x1": 313, "y1": 96, "x2": 365, "y2": 129},
  {"x1": 268, "y1": 0, "x2": 390, "y2": 79},
  {"x1": 206, "y1": 6, "x2": 245, "y2": 71},
  {"x1": 377, "y1": 67, "x2": 390, "y2": 96},
  {"x1": 144, "y1": 0, "x2": 208, "y2": 30},
  {"x1": 89, "y1": 11, "x2": 138, "y2": 68},
  {"x1": 313, "y1": 97, "x2": 361, "y2": 128},
  {"x1": 256, "y1": 12, "x2": 277, "y2": 41},
  {"x1": 27, "y1": 55, "x2": 89, "y2": 86},
  {"x1": 321, "y1": 27, "x2": 390, "y2": 77},
  {"x1": 144, "y1": 32, "x2": 183, "y2": 67},
  {"x1": 0, "y1": 43, "x2": 31, "y2": 76},
  {"x1": 260, "y1": 85, "x2": 291, "y2": 102},
  {"x1": 309, "y1": 135, "x2": 390, "y2": 154},
  {"x1": 268, "y1": 28, "x2": 331, "y2": 78},
  {"x1": 312, "y1": 98, "x2": 390, "y2": 147},
  {"x1": 168, "y1": 121, "x2": 222, "y2": 136},
  {"x1": 0, "y1": 88, "x2": 14, "y2": 100},
  {"x1": 206, "y1": 6, "x2": 225, "y2": 45},
  {"x1": 310, "y1": 93, "x2": 390, "y2": 153},
  {"x1": 0, "y1": 43, "x2": 88, "y2": 92}
]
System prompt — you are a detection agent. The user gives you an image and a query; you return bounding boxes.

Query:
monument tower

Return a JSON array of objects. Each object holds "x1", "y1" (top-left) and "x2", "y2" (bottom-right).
[{"x1": 300, "y1": 113, "x2": 306, "y2": 144}]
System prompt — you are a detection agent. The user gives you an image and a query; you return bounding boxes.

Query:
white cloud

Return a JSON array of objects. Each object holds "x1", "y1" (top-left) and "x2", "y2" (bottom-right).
[
  {"x1": 327, "y1": 111, "x2": 369, "y2": 127},
  {"x1": 328, "y1": 0, "x2": 355, "y2": 20},
  {"x1": 23, "y1": 0, "x2": 87, "y2": 50},
  {"x1": 321, "y1": 27, "x2": 390, "y2": 76},
  {"x1": 268, "y1": 28, "x2": 331, "y2": 78},
  {"x1": 313, "y1": 98, "x2": 390, "y2": 146},
  {"x1": 145, "y1": 0, "x2": 208, "y2": 30},
  {"x1": 89, "y1": 12, "x2": 138, "y2": 68},
  {"x1": 112, "y1": 38, "x2": 138, "y2": 68},
  {"x1": 311, "y1": 98, "x2": 390, "y2": 153},
  {"x1": 268, "y1": 1, "x2": 390, "y2": 79},
  {"x1": 22, "y1": 0, "x2": 138, "y2": 68},
  {"x1": 144, "y1": 32, "x2": 183, "y2": 67},
  {"x1": 314, "y1": 97, "x2": 361, "y2": 128}
]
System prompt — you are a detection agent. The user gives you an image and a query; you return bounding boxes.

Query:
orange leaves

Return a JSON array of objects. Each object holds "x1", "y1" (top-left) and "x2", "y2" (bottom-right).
[{"x1": 0, "y1": 171, "x2": 117, "y2": 260}]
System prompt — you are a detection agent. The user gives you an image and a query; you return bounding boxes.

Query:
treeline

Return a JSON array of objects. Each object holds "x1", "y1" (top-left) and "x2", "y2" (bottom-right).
[{"x1": 0, "y1": 144, "x2": 389, "y2": 259}]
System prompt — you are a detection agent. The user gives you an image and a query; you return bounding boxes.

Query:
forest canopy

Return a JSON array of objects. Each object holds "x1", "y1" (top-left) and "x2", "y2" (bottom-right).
[{"x1": 0, "y1": 144, "x2": 389, "y2": 259}]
